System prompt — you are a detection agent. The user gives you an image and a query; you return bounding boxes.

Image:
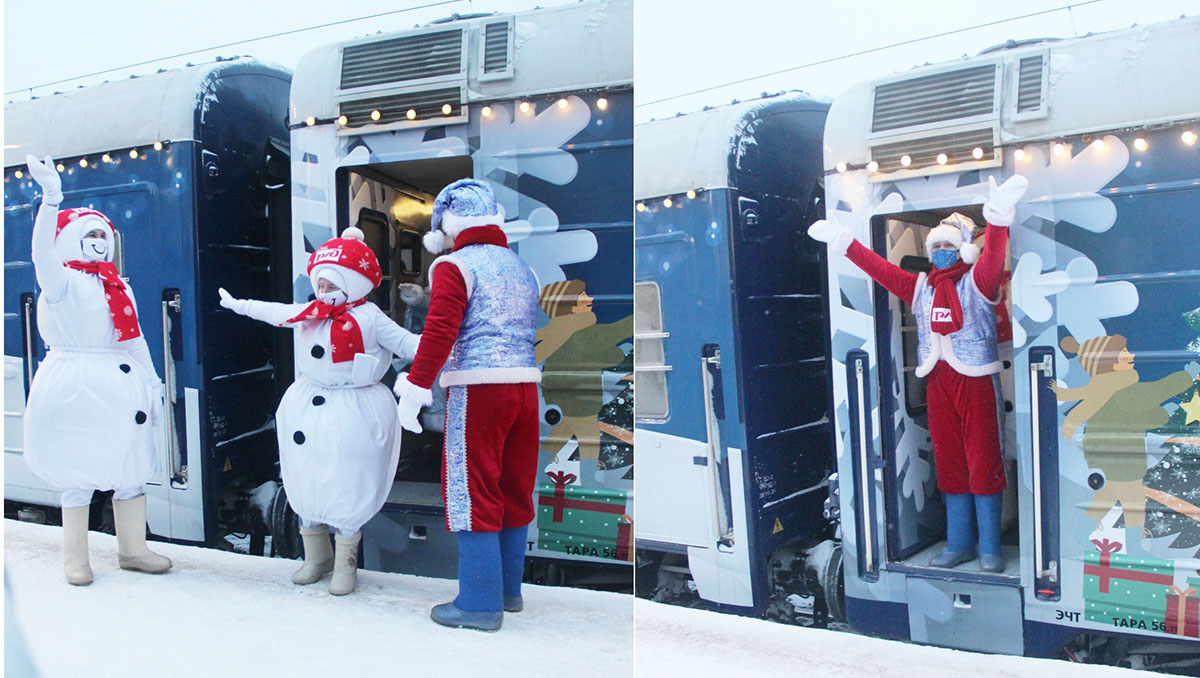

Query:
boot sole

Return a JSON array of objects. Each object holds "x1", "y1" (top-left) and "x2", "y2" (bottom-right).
[
  {"x1": 430, "y1": 616, "x2": 503, "y2": 632},
  {"x1": 118, "y1": 556, "x2": 172, "y2": 574},
  {"x1": 292, "y1": 562, "x2": 335, "y2": 585}
]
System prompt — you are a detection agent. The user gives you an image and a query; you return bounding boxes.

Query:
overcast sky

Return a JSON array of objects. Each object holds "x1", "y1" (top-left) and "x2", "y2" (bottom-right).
[{"x1": 5, "y1": 0, "x2": 1200, "y2": 119}]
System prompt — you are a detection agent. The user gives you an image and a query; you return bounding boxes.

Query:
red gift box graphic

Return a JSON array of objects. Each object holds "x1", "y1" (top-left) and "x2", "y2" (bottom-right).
[
  {"x1": 1166, "y1": 586, "x2": 1199, "y2": 638},
  {"x1": 539, "y1": 471, "x2": 624, "y2": 523},
  {"x1": 1083, "y1": 539, "x2": 1172, "y2": 593}
]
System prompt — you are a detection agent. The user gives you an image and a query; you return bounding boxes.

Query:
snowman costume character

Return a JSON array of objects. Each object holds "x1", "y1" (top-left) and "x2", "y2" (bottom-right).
[
  {"x1": 808, "y1": 175, "x2": 1028, "y2": 574},
  {"x1": 22, "y1": 155, "x2": 172, "y2": 586},
  {"x1": 394, "y1": 179, "x2": 541, "y2": 632},
  {"x1": 219, "y1": 229, "x2": 418, "y2": 595}
]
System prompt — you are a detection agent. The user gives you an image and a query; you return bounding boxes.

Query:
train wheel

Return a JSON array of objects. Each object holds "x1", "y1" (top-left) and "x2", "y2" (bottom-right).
[{"x1": 267, "y1": 484, "x2": 301, "y2": 559}]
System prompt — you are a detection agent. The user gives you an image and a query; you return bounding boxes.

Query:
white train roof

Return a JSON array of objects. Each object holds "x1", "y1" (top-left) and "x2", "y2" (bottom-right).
[
  {"x1": 290, "y1": 0, "x2": 632, "y2": 124},
  {"x1": 825, "y1": 14, "x2": 1200, "y2": 173},
  {"x1": 635, "y1": 93, "x2": 826, "y2": 200},
  {"x1": 4, "y1": 58, "x2": 287, "y2": 169}
]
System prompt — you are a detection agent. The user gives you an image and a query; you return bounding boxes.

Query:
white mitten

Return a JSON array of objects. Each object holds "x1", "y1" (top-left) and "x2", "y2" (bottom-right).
[
  {"x1": 981, "y1": 175, "x2": 1029, "y2": 227},
  {"x1": 806, "y1": 218, "x2": 855, "y2": 256},
  {"x1": 26, "y1": 154, "x2": 63, "y2": 205},
  {"x1": 394, "y1": 375, "x2": 433, "y2": 434},
  {"x1": 218, "y1": 287, "x2": 250, "y2": 315}
]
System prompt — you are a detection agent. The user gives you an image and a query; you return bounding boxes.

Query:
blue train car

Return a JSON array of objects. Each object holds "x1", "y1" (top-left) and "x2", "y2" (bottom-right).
[
  {"x1": 822, "y1": 17, "x2": 1200, "y2": 666},
  {"x1": 4, "y1": 59, "x2": 295, "y2": 548},
  {"x1": 284, "y1": 0, "x2": 633, "y2": 584},
  {"x1": 634, "y1": 94, "x2": 840, "y2": 620}
]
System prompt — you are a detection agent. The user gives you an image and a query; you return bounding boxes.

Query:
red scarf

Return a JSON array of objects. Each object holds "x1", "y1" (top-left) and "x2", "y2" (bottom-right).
[
  {"x1": 926, "y1": 260, "x2": 971, "y2": 335},
  {"x1": 286, "y1": 298, "x2": 367, "y2": 363},
  {"x1": 65, "y1": 261, "x2": 141, "y2": 342}
]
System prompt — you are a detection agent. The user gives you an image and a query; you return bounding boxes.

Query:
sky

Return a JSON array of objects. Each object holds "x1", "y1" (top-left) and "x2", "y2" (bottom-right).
[
  {"x1": 4, "y1": 0, "x2": 1199, "y2": 115},
  {"x1": 634, "y1": 0, "x2": 1200, "y2": 122}
]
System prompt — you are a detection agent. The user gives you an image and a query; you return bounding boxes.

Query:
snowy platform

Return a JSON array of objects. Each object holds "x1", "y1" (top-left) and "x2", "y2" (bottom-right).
[
  {"x1": 634, "y1": 598, "x2": 1166, "y2": 677},
  {"x1": 5, "y1": 520, "x2": 632, "y2": 677}
]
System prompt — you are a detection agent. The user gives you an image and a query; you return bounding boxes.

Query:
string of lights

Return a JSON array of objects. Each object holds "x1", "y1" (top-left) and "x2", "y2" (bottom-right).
[
  {"x1": 635, "y1": 0, "x2": 1105, "y2": 109},
  {"x1": 4, "y1": 0, "x2": 465, "y2": 96}
]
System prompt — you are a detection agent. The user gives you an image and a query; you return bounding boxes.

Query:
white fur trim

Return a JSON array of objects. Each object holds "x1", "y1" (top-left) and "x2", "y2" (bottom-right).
[
  {"x1": 959, "y1": 242, "x2": 980, "y2": 265},
  {"x1": 393, "y1": 374, "x2": 434, "y2": 406},
  {"x1": 924, "y1": 223, "x2": 964, "y2": 257},
  {"x1": 429, "y1": 256, "x2": 474, "y2": 301},
  {"x1": 937, "y1": 334, "x2": 1003, "y2": 376},
  {"x1": 440, "y1": 203, "x2": 505, "y2": 240},
  {"x1": 967, "y1": 266, "x2": 1002, "y2": 305},
  {"x1": 423, "y1": 230, "x2": 449, "y2": 254},
  {"x1": 341, "y1": 226, "x2": 365, "y2": 241},
  {"x1": 439, "y1": 367, "x2": 542, "y2": 387},
  {"x1": 830, "y1": 228, "x2": 854, "y2": 256}
]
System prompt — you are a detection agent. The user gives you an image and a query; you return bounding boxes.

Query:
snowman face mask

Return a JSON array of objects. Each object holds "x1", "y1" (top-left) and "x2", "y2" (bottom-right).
[
  {"x1": 316, "y1": 276, "x2": 348, "y2": 306},
  {"x1": 80, "y1": 228, "x2": 111, "y2": 262}
]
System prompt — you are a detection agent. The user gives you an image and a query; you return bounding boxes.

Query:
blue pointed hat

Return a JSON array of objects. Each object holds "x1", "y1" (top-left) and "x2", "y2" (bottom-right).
[{"x1": 425, "y1": 178, "x2": 504, "y2": 253}]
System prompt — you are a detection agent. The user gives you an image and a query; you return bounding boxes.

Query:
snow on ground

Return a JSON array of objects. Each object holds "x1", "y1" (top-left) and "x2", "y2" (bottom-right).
[
  {"x1": 635, "y1": 598, "x2": 1167, "y2": 677},
  {"x1": 4, "y1": 520, "x2": 632, "y2": 677}
]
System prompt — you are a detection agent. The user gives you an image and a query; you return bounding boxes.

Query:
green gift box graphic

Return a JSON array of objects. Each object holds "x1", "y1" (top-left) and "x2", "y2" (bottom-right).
[
  {"x1": 1083, "y1": 538, "x2": 1173, "y2": 631},
  {"x1": 537, "y1": 471, "x2": 630, "y2": 561}
]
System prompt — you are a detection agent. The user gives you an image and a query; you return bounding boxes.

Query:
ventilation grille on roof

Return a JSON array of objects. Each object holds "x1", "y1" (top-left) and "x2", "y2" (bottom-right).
[
  {"x1": 340, "y1": 29, "x2": 464, "y2": 90},
  {"x1": 1016, "y1": 55, "x2": 1045, "y2": 113},
  {"x1": 340, "y1": 87, "x2": 463, "y2": 127},
  {"x1": 871, "y1": 128, "x2": 995, "y2": 174},
  {"x1": 871, "y1": 64, "x2": 998, "y2": 133},
  {"x1": 483, "y1": 22, "x2": 510, "y2": 73}
]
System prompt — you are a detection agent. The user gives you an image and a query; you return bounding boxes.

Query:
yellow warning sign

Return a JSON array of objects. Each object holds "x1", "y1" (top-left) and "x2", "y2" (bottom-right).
[
  {"x1": 772, "y1": 517, "x2": 784, "y2": 534},
  {"x1": 222, "y1": 457, "x2": 232, "y2": 472}
]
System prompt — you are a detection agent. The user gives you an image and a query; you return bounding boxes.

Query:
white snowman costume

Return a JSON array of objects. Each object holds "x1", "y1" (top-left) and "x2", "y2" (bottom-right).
[
  {"x1": 23, "y1": 154, "x2": 172, "y2": 586},
  {"x1": 219, "y1": 228, "x2": 417, "y2": 594}
]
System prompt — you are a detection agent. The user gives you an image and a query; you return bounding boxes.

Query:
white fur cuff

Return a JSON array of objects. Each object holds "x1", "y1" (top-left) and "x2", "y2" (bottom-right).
[
  {"x1": 830, "y1": 227, "x2": 854, "y2": 256},
  {"x1": 394, "y1": 375, "x2": 434, "y2": 406}
]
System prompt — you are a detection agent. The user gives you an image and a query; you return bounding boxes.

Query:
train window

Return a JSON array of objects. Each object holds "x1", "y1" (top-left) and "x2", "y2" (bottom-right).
[
  {"x1": 634, "y1": 281, "x2": 670, "y2": 420},
  {"x1": 396, "y1": 229, "x2": 421, "y2": 279},
  {"x1": 356, "y1": 208, "x2": 393, "y2": 312}
]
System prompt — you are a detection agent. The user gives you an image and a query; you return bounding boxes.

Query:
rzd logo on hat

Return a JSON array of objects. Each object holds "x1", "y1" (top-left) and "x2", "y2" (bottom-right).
[{"x1": 312, "y1": 247, "x2": 342, "y2": 264}]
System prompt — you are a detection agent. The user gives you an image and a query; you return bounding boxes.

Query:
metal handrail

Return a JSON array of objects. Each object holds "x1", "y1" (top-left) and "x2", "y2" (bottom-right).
[{"x1": 855, "y1": 360, "x2": 874, "y2": 572}]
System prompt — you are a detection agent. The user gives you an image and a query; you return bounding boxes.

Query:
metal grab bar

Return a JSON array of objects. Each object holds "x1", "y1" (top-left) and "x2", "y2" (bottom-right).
[
  {"x1": 1029, "y1": 355, "x2": 1057, "y2": 583},
  {"x1": 23, "y1": 295, "x2": 36, "y2": 392},
  {"x1": 700, "y1": 350, "x2": 732, "y2": 546},
  {"x1": 855, "y1": 360, "x2": 874, "y2": 573},
  {"x1": 161, "y1": 293, "x2": 185, "y2": 486}
]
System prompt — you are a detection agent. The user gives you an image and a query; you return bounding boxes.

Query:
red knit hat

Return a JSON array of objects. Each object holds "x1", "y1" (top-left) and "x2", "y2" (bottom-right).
[
  {"x1": 306, "y1": 227, "x2": 382, "y2": 289},
  {"x1": 56, "y1": 208, "x2": 116, "y2": 237}
]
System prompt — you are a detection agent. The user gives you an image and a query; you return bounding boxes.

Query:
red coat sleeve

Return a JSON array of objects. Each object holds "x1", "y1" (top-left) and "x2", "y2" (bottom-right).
[
  {"x1": 406, "y1": 263, "x2": 468, "y2": 389},
  {"x1": 972, "y1": 224, "x2": 1009, "y2": 302},
  {"x1": 845, "y1": 240, "x2": 919, "y2": 306}
]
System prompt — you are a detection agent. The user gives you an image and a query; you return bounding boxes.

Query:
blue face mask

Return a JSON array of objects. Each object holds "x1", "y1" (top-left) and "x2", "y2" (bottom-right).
[{"x1": 931, "y1": 248, "x2": 959, "y2": 269}]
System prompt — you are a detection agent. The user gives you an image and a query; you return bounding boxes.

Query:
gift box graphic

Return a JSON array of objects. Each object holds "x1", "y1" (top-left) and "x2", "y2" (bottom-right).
[
  {"x1": 1083, "y1": 539, "x2": 1173, "y2": 630},
  {"x1": 537, "y1": 471, "x2": 630, "y2": 561},
  {"x1": 1164, "y1": 585, "x2": 1199, "y2": 638}
]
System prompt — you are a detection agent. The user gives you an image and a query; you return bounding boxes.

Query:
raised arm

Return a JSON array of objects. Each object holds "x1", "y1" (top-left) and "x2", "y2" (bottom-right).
[
  {"x1": 218, "y1": 288, "x2": 306, "y2": 326},
  {"x1": 26, "y1": 156, "x2": 68, "y2": 302},
  {"x1": 808, "y1": 217, "x2": 918, "y2": 305},
  {"x1": 373, "y1": 306, "x2": 420, "y2": 360},
  {"x1": 974, "y1": 174, "x2": 1029, "y2": 300}
]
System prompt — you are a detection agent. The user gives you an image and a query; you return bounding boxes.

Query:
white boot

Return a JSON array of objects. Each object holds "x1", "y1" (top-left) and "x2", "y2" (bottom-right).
[
  {"x1": 62, "y1": 506, "x2": 94, "y2": 586},
  {"x1": 292, "y1": 525, "x2": 334, "y2": 585},
  {"x1": 113, "y1": 495, "x2": 172, "y2": 574},
  {"x1": 328, "y1": 532, "x2": 361, "y2": 596}
]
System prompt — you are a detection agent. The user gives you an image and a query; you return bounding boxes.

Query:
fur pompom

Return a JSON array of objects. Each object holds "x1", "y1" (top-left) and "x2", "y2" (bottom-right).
[
  {"x1": 341, "y1": 226, "x2": 365, "y2": 241},
  {"x1": 959, "y1": 242, "x2": 980, "y2": 265},
  {"x1": 423, "y1": 230, "x2": 449, "y2": 254}
]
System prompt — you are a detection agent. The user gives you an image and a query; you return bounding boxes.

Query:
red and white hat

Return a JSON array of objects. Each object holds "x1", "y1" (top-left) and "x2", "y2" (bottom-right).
[
  {"x1": 307, "y1": 227, "x2": 382, "y2": 303},
  {"x1": 54, "y1": 207, "x2": 117, "y2": 263}
]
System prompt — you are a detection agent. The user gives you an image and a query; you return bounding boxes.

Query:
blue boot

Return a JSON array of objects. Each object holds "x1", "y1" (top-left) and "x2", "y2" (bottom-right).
[
  {"x1": 975, "y1": 492, "x2": 1005, "y2": 573},
  {"x1": 931, "y1": 493, "x2": 976, "y2": 568},
  {"x1": 499, "y1": 526, "x2": 527, "y2": 613},
  {"x1": 431, "y1": 531, "x2": 503, "y2": 631}
]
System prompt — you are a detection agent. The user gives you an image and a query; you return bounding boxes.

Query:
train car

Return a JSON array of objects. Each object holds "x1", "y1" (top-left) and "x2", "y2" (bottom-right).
[
  {"x1": 633, "y1": 93, "x2": 841, "y2": 621},
  {"x1": 4, "y1": 59, "x2": 296, "y2": 548},
  {"x1": 286, "y1": 0, "x2": 634, "y2": 584},
  {"x1": 821, "y1": 16, "x2": 1200, "y2": 667}
]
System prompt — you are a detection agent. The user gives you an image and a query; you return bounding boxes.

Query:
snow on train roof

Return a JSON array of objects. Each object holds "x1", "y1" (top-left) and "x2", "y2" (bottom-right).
[
  {"x1": 4, "y1": 58, "x2": 285, "y2": 168},
  {"x1": 635, "y1": 93, "x2": 824, "y2": 200}
]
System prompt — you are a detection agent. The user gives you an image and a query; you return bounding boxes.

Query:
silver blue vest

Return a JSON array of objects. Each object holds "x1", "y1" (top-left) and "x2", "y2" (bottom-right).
[
  {"x1": 913, "y1": 270, "x2": 1001, "y2": 377},
  {"x1": 434, "y1": 244, "x2": 540, "y2": 386}
]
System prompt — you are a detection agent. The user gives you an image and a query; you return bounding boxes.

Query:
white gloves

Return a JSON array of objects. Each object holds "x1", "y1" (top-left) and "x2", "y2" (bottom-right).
[
  {"x1": 394, "y1": 375, "x2": 433, "y2": 434},
  {"x1": 26, "y1": 154, "x2": 63, "y2": 205},
  {"x1": 981, "y1": 175, "x2": 1029, "y2": 227},
  {"x1": 806, "y1": 217, "x2": 855, "y2": 256},
  {"x1": 218, "y1": 287, "x2": 250, "y2": 315}
]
